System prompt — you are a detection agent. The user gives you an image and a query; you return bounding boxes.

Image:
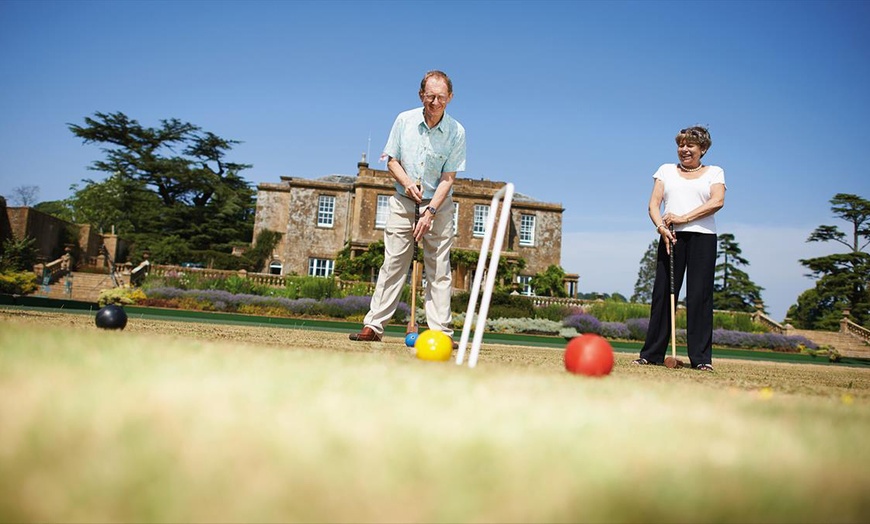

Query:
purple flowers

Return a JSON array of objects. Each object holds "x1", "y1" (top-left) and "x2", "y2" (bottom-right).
[
  {"x1": 562, "y1": 312, "x2": 812, "y2": 351},
  {"x1": 562, "y1": 313, "x2": 602, "y2": 335},
  {"x1": 139, "y1": 286, "x2": 813, "y2": 352},
  {"x1": 143, "y1": 288, "x2": 398, "y2": 320}
]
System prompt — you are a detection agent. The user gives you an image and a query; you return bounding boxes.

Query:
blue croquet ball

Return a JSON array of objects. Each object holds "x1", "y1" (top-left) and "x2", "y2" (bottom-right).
[
  {"x1": 95, "y1": 304, "x2": 128, "y2": 330},
  {"x1": 405, "y1": 332, "x2": 419, "y2": 347}
]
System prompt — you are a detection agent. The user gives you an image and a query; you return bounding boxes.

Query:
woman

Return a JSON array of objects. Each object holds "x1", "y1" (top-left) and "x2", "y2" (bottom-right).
[{"x1": 633, "y1": 126, "x2": 726, "y2": 371}]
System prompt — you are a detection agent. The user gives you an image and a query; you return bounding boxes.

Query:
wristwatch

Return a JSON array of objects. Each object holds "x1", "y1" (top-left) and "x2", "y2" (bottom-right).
[{"x1": 426, "y1": 206, "x2": 437, "y2": 215}]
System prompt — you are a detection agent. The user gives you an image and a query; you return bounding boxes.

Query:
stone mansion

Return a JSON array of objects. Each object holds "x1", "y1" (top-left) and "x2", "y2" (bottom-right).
[{"x1": 253, "y1": 158, "x2": 578, "y2": 297}]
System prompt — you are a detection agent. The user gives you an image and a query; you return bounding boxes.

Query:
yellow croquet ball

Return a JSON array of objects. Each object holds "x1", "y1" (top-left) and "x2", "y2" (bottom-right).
[{"x1": 414, "y1": 329, "x2": 453, "y2": 362}]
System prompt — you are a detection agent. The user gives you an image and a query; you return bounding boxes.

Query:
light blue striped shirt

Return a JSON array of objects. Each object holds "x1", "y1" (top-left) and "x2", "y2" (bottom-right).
[{"x1": 382, "y1": 107, "x2": 466, "y2": 199}]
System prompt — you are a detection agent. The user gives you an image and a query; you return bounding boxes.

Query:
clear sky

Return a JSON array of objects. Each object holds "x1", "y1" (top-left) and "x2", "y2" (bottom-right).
[{"x1": 2, "y1": 0, "x2": 869, "y2": 321}]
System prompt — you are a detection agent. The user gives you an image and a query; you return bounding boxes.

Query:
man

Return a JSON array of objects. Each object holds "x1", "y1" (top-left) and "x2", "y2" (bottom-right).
[{"x1": 349, "y1": 70, "x2": 466, "y2": 344}]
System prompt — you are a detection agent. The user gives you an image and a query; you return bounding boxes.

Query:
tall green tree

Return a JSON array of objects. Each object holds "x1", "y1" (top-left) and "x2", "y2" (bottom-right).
[
  {"x1": 67, "y1": 112, "x2": 255, "y2": 261},
  {"x1": 788, "y1": 193, "x2": 870, "y2": 330},
  {"x1": 713, "y1": 233, "x2": 764, "y2": 312},
  {"x1": 631, "y1": 239, "x2": 658, "y2": 304}
]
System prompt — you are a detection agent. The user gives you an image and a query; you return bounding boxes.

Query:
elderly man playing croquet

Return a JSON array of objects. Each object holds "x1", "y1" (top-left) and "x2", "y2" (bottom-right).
[{"x1": 349, "y1": 70, "x2": 466, "y2": 345}]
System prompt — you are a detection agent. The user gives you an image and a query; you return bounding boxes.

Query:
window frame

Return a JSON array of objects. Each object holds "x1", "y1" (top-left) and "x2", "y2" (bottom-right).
[
  {"x1": 473, "y1": 204, "x2": 490, "y2": 238},
  {"x1": 317, "y1": 195, "x2": 336, "y2": 228},
  {"x1": 517, "y1": 275, "x2": 534, "y2": 296},
  {"x1": 519, "y1": 213, "x2": 536, "y2": 246},
  {"x1": 308, "y1": 258, "x2": 334, "y2": 277},
  {"x1": 375, "y1": 194, "x2": 390, "y2": 229}
]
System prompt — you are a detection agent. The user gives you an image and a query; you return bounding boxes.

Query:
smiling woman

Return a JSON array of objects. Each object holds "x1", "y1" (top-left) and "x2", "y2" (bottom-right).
[{"x1": 634, "y1": 126, "x2": 726, "y2": 371}]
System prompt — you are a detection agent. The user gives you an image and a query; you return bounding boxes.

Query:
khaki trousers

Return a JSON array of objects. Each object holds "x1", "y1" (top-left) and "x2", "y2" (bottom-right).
[{"x1": 363, "y1": 195, "x2": 454, "y2": 336}]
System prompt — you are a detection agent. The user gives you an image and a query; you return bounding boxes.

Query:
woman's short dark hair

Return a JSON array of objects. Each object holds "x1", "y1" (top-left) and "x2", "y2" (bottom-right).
[
  {"x1": 420, "y1": 70, "x2": 453, "y2": 94},
  {"x1": 675, "y1": 126, "x2": 712, "y2": 153}
]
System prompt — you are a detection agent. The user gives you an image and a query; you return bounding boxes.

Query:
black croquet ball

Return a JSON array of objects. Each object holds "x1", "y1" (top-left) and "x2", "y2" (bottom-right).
[{"x1": 95, "y1": 304, "x2": 128, "y2": 330}]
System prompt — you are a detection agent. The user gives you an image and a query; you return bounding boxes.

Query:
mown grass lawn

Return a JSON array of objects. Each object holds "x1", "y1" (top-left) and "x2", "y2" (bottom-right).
[{"x1": 1, "y1": 308, "x2": 869, "y2": 523}]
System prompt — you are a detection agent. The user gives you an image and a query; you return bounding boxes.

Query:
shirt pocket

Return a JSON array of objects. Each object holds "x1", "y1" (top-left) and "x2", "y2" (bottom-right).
[{"x1": 425, "y1": 150, "x2": 447, "y2": 173}]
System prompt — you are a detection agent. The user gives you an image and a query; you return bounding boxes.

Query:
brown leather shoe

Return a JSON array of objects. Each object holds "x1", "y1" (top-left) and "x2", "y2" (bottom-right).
[
  {"x1": 452, "y1": 339, "x2": 459, "y2": 350},
  {"x1": 349, "y1": 327, "x2": 382, "y2": 342}
]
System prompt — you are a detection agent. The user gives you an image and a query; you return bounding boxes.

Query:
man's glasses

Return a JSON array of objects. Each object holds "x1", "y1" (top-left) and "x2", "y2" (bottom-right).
[{"x1": 422, "y1": 94, "x2": 449, "y2": 104}]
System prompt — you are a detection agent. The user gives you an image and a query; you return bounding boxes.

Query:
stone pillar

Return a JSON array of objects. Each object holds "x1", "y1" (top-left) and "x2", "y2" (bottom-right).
[{"x1": 841, "y1": 308, "x2": 851, "y2": 333}]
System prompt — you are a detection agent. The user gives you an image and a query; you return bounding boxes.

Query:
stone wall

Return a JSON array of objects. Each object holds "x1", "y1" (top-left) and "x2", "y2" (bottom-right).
[
  {"x1": 5, "y1": 206, "x2": 71, "y2": 262},
  {"x1": 2, "y1": 204, "x2": 129, "y2": 269},
  {"x1": 0, "y1": 197, "x2": 12, "y2": 245}
]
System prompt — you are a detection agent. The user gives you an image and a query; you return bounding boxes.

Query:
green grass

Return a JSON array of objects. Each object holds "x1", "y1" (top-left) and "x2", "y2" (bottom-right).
[{"x1": 1, "y1": 311, "x2": 869, "y2": 523}]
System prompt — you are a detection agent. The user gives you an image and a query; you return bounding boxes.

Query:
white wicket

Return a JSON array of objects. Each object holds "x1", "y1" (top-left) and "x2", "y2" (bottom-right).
[{"x1": 455, "y1": 182, "x2": 515, "y2": 368}]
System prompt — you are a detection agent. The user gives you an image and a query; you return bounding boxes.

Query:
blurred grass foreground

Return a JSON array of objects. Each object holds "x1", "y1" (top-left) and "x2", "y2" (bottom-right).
[{"x1": 1, "y1": 317, "x2": 869, "y2": 523}]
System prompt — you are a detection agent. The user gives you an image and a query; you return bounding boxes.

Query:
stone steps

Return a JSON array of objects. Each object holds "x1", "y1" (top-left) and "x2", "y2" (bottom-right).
[{"x1": 792, "y1": 328, "x2": 870, "y2": 358}]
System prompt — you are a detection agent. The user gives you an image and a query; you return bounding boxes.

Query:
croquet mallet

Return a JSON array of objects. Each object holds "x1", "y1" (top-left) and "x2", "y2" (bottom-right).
[
  {"x1": 406, "y1": 185, "x2": 421, "y2": 335},
  {"x1": 665, "y1": 224, "x2": 684, "y2": 369}
]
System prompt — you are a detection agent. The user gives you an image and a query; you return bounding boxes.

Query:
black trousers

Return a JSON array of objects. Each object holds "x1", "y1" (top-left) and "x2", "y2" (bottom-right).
[{"x1": 639, "y1": 232, "x2": 717, "y2": 366}]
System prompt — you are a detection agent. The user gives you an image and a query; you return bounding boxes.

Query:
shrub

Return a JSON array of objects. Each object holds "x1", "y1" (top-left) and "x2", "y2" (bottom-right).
[
  {"x1": 452, "y1": 292, "x2": 536, "y2": 320},
  {"x1": 320, "y1": 295, "x2": 372, "y2": 319},
  {"x1": 562, "y1": 313, "x2": 602, "y2": 335},
  {"x1": 342, "y1": 282, "x2": 374, "y2": 297},
  {"x1": 600, "y1": 321, "x2": 631, "y2": 340},
  {"x1": 217, "y1": 275, "x2": 270, "y2": 296},
  {"x1": 0, "y1": 271, "x2": 38, "y2": 295},
  {"x1": 713, "y1": 310, "x2": 765, "y2": 333},
  {"x1": 535, "y1": 303, "x2": 574, "y2": 322},
  {"x1": 486, "y1": 317, "x2": 562, "y2": 335},
  {"x1": 0, "y1": 237, "x2": 38, "y2": 272},
  {"x1": 238, "y1": 304, "x2": 294, "y2": 317},
  {"x1": 625, "y1": 318, "x2": 649, "y2": 340},
  {"x1": 279, "y1": 276, "x2": 341, "y2": 300},
  {"x1": 710, "y1": 329, "x2": 817, "y2": 352},
  {"x1": 586, "y1": 302, "x2": 651, "y2": 323},
  {"x1": 177, "y1": 296, "x2": 212, "y2": 311},
  {"x1": 141, "y1": 287, "x2": 403, "y2": 321},
  {"x1": 138, "y1": 297, "x2": 180, "y2": 309},
  {"x1": 299, "y1": 277, "x2": 340, "y2": 299},
  {"x1": 98, "y1": 287, "x2": 147, "y2": 306}
]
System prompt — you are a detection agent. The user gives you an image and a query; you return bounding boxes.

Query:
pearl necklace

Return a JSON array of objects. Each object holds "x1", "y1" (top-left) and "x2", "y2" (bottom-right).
[{"x1": 679, "y1": 163, "x2": 704, "y2": 173}]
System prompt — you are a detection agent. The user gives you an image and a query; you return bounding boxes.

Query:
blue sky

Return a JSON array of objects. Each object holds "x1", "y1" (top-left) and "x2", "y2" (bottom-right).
[{"x1": 1, "y1": 0, "x2": 869, "y2": 321}]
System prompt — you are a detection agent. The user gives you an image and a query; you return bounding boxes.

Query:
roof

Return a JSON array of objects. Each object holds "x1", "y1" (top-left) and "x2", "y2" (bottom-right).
[{"x1": 317, "y1": 174, "x2": 356, "y2": 185}]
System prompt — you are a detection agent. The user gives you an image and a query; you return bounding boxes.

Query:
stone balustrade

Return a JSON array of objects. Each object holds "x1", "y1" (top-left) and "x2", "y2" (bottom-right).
[
  {"x1": 751, "y1": 309, "x2": 786, "y2": 334},
  {"x1": 841, "y1": 310, "x2": 870, "y2": 344},
  {"x1": 33, "y1": 252, "x2": 73, "y2": 285},
  {"x1": 529, "y1": 296, "x2": 588, "y2": 309}
]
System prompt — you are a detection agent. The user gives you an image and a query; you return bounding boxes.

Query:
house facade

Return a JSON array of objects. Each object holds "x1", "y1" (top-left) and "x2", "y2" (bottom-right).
[{"x1": 253, "y1": 159, "x2": 578, "y2": 296}]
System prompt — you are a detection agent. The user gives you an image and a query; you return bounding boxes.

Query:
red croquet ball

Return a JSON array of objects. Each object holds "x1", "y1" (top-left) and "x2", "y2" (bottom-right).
[{"x1": 564, "y1": 334, "x2": 614, "y2": 376}]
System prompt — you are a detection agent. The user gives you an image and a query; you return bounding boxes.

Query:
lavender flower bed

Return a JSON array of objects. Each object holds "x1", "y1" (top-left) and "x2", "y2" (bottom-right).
[
  {"x1": 143, "y1": 287, "x2": 395, "y2": 320},
  {"x1": 562, "y1": 313, "x2": 602, "y2": 335},
  {"x1": 564, "y1": 315, "x2": 815, "y2": 352},
  {"x1": 141, "y1": 287, "x2": 810, "y2": 352}
]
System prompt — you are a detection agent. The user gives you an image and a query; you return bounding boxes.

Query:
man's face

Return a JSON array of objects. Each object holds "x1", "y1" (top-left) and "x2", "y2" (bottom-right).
[{"x1": 419, "y1": 77, "x2": 452, "y2": 121}]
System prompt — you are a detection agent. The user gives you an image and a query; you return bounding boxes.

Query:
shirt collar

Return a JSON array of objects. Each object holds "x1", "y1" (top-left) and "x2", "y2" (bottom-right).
[{"x1": 418, "y1": 108, "x2": 447, "y2": 132}]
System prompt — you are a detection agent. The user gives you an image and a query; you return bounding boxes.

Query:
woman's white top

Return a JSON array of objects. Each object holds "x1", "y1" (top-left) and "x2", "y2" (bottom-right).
[{"x1": 653, "y1": 163, "x2": 726, "y2": 234}]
